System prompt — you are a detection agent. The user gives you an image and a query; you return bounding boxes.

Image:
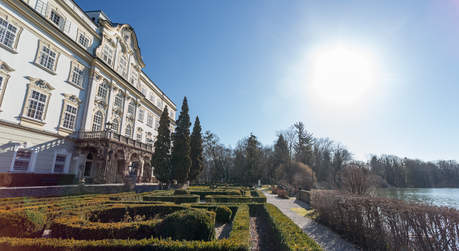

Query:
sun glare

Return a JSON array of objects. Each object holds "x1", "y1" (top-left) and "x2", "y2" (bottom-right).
[{"x1": 310, "y1": 45, "x2": 378, "y2": 106}]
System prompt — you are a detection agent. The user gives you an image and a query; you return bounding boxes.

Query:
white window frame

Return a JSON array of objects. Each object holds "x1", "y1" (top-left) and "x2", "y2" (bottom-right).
[
  {"x1": 51, "y1": 149, "x2": 71, "y2": 174},
  {"x1": 0, "y1": 60, "x2": 14, "y2": 110},
  {"x1": 34, "y1": 40, "x2": 61, "y2": 74},
  {"x1": 97, "y1": 82, "x2": 108, "y2": 99},
  {"x1": 92, "y1": 111, "x2": 104, "y2": 131},
  {"x1": 102, "y1": 44, "x2": 114, "y2": 66},
  {"x1": 138, "y1": 108, "x2": 145, "y2": 122},
  {"x1": 67, "y1": 61, "x2": 85, "y2": 88},
  {"x1": 0, "y1": 11, "x2": 23, "y2": 53},
  {"x1": 147, "y1": 113, "x2": 153, "y2": 127}
]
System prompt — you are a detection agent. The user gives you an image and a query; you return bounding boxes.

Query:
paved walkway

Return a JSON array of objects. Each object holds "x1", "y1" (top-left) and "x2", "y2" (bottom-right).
[{"x1": 264, "y1": 191, "x2": 359, "y2": 251}]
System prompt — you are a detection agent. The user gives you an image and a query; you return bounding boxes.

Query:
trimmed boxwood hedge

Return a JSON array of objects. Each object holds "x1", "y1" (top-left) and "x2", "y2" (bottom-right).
[
  {"x1": 157, "y1": 208, "x2": 216, "y2": 241},
  {"x1": 191, "y1": 205, "x2": 232, "y2": 223},
  {"x1": 143, "y1": 195, "x2": 200, "y2": 204},
  {"x1": 205, "y1": 195, "x2": 266, "y2": 203},
  {"x1": 262, "y1": 204, "x2": 323, "y2": 251},
  {"x1": 0, "y1": 204, "x2": 251, "y2": 251},
  {"x1": 0, "y1": 209, "x2": 47, "y2": 238},
  {"x1": 51, "y1": 204, "x2": 189, "y2": 240}
]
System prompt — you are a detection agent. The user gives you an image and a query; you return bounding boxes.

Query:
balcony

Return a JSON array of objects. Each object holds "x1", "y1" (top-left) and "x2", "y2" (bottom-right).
[{"x1": 73, "y1": 130, "x2": 153, "y2": 152}]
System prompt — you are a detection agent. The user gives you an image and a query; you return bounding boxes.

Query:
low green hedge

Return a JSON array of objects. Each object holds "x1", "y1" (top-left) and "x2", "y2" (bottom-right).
[
  {"x1": 263, "y1": 204, "x2": 322, "y2": 251},
  {"x1": 205, "y1": 195, "x2": 266, "y2": 203},
  {"x1": 174, "y1": 189, "x2": 190, "y2": 195},
  {"x1": 0, "y1": 209, "x2": 47, "y2": 237},
  {"x1": 191, "y1": 205, "x2": 232, "y2": 223},
  {"x1": 157, "y1": 209, "x2": 216, "y2": 241},
  {"x1": 0, "y1": 205, "x2": 251, "y2": 251},
  {"x1": 190, "y1": 190, "x2": 242, "y2": 199},
  {"x1": 51, "y1": 204, "x2": 188, "y2": 240},
  {"x1": 0, "y1": 237, "x2": 248, "y2": 251},
  {"x1": 143, "y1": 195, "x2": 200, "y2": 204}
]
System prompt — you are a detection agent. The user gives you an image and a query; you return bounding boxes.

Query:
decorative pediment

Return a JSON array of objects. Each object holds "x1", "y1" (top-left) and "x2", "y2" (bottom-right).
[
  {"x1": 0, "y1": 61, "x2": 14, "y2": 73},
  {"x1": 62, "y1": 93, "x2": 82, "y2": 104},
  {"x1": 26, "y1": 76, "x2": 55, "y2": 91}
]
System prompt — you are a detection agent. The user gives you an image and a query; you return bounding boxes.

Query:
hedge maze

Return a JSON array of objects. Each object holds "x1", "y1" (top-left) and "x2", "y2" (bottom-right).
[{"x1": 0, "y1": 186, "x2": 322, "y2": 251}]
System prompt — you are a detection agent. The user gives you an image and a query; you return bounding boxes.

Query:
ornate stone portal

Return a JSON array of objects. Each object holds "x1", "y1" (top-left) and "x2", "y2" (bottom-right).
[{"x1": 73, "y1": 130, "x2": 153, "y2": 184}]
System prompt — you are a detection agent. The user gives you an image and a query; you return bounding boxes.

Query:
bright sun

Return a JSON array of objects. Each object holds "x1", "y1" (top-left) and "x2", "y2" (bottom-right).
[{"x1": 310, "y1": 45, "x2": 378, "y2": 106}]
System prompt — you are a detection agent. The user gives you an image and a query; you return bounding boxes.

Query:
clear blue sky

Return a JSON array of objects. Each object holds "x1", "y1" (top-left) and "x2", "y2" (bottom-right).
[{"x1": 76, "y1": 0, "x2": 459, "y2": 161}]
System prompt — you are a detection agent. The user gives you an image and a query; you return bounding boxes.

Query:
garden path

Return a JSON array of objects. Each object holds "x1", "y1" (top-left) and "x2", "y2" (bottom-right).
[{"x1": 263, "y1": 191, "x2": 360, "y2": 251}]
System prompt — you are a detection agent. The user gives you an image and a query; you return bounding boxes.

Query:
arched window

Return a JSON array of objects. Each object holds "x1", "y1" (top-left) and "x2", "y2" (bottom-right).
[
  {"x1": 125, "y1": 124, "x2": 132, "y2": 137},
  {"x1": 92, "y1": 111, "x2": 103, "y2": 131},
  {"x1": 112, "y1": 119, "x2": 119, "y2": 133}
]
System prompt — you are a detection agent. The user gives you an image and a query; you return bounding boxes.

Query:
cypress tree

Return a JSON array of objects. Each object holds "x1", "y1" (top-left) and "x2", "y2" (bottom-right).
[
  {"x1": 171, "y1": 97, "x2": 192, "y2": 184},
  {"x1": 152, "y1": 107, "x2": 171, "y2": 185},
  {"x1": 189, "y1": 116, "x2": 203, "y2": 182}
]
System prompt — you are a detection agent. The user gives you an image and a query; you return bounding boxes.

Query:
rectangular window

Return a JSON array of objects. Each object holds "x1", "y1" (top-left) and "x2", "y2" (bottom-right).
[
  {"x1": 97, "y1": 83, "x2": 108, "y2": 99},
  {"x1": 138, "y1": 109, "x2": 145, "y2": 122},
  {"x1": 147, "y1": 113, "x2": 153, "y2": 127},
  {"x1": 70, "y1": 65, "x2": 84, "y2": 86},
  {"x1": 102, "y1": 44, "x2": 114, "y2": 65},
  {"x1": 13, "y1": 149, "x2": 31, "y2": 171},
  {"x1": 78, "y1": 33, "x2": 89, "y2": 48},
  {"x1": 54, "y1": 154, "x2": 66, "y2": 173},
  {"x1": 39, "y1": 45, "x2": 57, "y2": 71},
  {"x1": 130, "y1": 71, "x2": 138, "y2": 85},
  {"x1": 114, "y1": 94, "x2": 123, "y2": 107},
  {"x1": 27, "y1": 90, "x2": 47, "y2": 120},
  {"x1": 62, "y1": 104, "x2": 77, "y2": 129},
  {"x1": 50, "y1": 10, "x2": 62, "y2": 27},
  {"x1": 127, "y1": 102, "x2": 135, "y2": 115},
  {"x1": 0, "y1": 17, "x2": 18, "y2": 48},
  {"x1": 118, "y1": 55, "x2": 127, "y2": 77}
]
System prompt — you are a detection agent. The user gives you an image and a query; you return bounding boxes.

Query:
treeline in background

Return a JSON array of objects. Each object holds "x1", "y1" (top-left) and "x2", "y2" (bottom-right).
[{"x1": 197, "y1": 122, "x2": 459, "y2": 190}]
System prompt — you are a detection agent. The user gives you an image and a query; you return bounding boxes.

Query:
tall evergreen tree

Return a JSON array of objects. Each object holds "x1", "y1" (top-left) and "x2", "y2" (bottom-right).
[
  {"x1": 171, "y1": 97, "x2": 192, "y2": 184},
  {"x1": 189, "y1": 116, "x2": 203, "y2": 182},
  {"x1": 152, "y1": 107, "x2": 171, "y2": 184}
]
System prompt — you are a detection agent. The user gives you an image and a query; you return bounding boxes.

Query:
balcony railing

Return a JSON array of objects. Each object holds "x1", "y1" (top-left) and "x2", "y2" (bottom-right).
[{"x1": 74, "y1": 131, "x2": 153, "y2": 152}]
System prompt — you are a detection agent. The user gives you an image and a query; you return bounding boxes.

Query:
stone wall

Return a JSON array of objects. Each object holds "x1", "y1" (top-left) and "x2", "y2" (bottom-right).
[{"x1": 0, "y1": 183, "x2": 159, "y2": 198}]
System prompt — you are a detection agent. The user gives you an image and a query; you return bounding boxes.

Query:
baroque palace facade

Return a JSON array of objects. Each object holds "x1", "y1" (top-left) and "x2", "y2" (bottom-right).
[{"x1": 0, "y1": 0, "x2": 176, "y2": 183}]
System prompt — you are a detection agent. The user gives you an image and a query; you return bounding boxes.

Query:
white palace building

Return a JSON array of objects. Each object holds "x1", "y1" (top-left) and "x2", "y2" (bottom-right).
[{"x1": 0, "y1": 0, "x2": 176, "y2": 184}]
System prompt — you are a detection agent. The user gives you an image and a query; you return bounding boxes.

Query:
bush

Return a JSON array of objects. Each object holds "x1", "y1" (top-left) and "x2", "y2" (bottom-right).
[
  {"x1": 174, "y1": 189, "x2": 190, "y2": 195},
  {"x1": 143, "y1": 195, "x2": 200, "y2": 204},
  {"x1": 156, "y1": 209, "x2": 216, "y2": 241},
  {"x1": 277, "y1": 190, "x2": 289, "y2": 199},
  {"x1": 0, "y1": 209, "x2": 47, "y2": 237},
  {"x1": 311, "y1": 190, "x2": 459, "y2": 251},
  {"x1": 205, "y1": 195, "x2": 266, "y2": 203},
  {"x1": 261, "y1": 204, "x2": 322, "y2": 251},
  {"x1": 51, "y1": 204, "x2": 188, "y2": 240}
]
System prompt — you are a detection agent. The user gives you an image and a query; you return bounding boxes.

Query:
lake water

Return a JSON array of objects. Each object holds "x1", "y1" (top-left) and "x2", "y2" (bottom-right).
[{"x1": 374, "y1": 188, "x2": 459, "y2": 209}]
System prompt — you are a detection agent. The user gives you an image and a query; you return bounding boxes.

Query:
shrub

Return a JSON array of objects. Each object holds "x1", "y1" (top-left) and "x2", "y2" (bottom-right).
[
  {"x1": 261, "y1": 204, "x2": 322, "y2": 251},
  {"x1": 156, "y1": 208, "x2": 216, "y2": 241},
  {"x1": 205, "y1": 195, "x2": 266, "y2": 203},
  {"x1": 191, "y1": 205, "x2": 232, "y2": 223},
  {"x1": 311, "y1": 190, "x2": 459, "y2": 251},
  {"x1": 0, "y1": 209, "x2": 47, "y2": 237},
  {"x1": 174, "y1": 189, "x2": 190, "y2": 195},
  {"x1": 277, "y1": 189, "x2": 289, "y2": 199},
  {"x1": 143, "y1": 195, "x2": 200, "y2": 204}
]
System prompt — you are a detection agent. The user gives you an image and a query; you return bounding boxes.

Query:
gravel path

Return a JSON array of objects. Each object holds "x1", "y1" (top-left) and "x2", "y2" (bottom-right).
[{"x1": 264, "y1": 191, "x2": 359, "y2": 251}]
